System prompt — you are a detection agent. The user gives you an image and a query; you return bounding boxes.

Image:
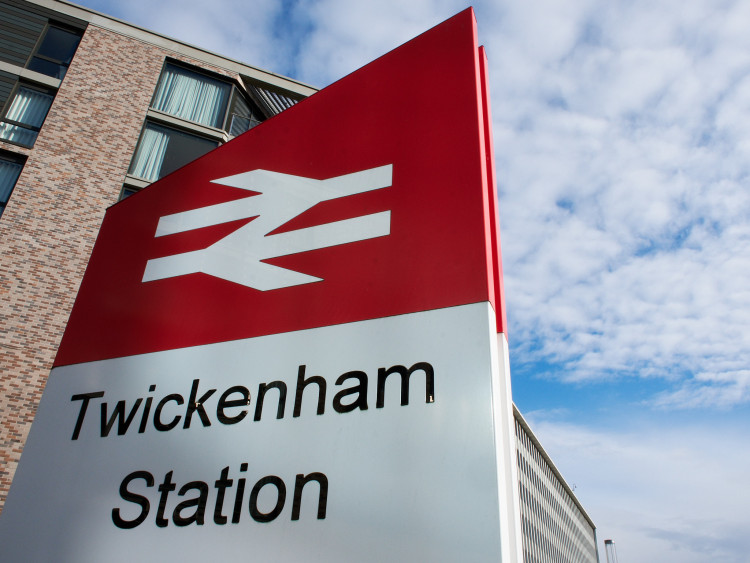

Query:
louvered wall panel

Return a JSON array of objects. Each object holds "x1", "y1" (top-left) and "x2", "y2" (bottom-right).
[
  {"x1": 0, "y1": 70, "x2": 16, "y2": 112},
  {"x1": 0, "y1": 0, "x2": 87, "y2": 67},
  {"x1": 0, "y1": 3, "x2": 45, "y2": 66}
]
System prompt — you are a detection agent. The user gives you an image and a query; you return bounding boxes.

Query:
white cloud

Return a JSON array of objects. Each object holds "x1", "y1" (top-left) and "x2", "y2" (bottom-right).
[
  {"x1": 490, "y1": 0, "x2": 750, "y2": 405},
  {"x1": 526, "y1": 413, "x2": 750, "y2": 562},
  {"x1": 291, "y1": 0, "x2": 468, "y2": 85},
  {"x1": 652, "y1": 370, "x2": 750, "y2": 409}
]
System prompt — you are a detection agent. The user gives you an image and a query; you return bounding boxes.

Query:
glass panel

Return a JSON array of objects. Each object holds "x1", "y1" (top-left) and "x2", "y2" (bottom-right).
[
  {"x1": 0, "y1": 159, "x2": 23, "y2": 203},
  {"x1": 119, "y1": 186, "x2": 139, "y2": 200},
  {"x1": 36, "y1": 27, "x2": 82, "y2": 64},
  {"x1": 27, "y1": 57, "x2": 66, "y2": 79},
  {"x1": 129, "y1": 124, "x2": 170, "y2": 182},
  {"x1": 0, "y1": 123, "x2": 38, "y2": 146},
  {"x1": 228, "y1": 88, "x2": 252, "y2": 120},
  {"x1": 229, "y1": 114, "x2": 259, "y2": 137},
  {"x1": 129, "y1": 122, "x2": 218, "y2": 182},
  {"x1": 0, "y1": 158, "x2": 23, "y2": 218},
  {"x1": 226, "y1": 88, "x2": 260, "y2": 136},
  {"x1": 26, "y1": 26, "x2": 82, "y2": 80},
  {"x1": 152, "y1": 64, "x2": 230, "y2": 128},
  {"x1": 158, "y1": 126, "x2": 218, "y2": 178},
  {"x1": 0, "y1": 86, "x2": 54, "y2": 147},
  {"x1": 4, "y1": 87, "x2": 53, "y2": 128}
]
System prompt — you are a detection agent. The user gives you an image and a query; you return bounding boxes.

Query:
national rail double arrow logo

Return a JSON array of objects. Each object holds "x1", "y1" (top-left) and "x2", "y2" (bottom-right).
[{"x1": 142, "y1": 165, "x2": 393, "y2": 291}]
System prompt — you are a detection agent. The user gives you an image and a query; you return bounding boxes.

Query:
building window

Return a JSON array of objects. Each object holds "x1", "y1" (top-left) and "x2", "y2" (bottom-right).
[
  {"x1": 119, "y1": 186, "x2": 139, "y2": 200},
  {"x1": 226, "y1": 88, "x2": 261, "y2": 137},
  {"x1": 0, "y1": 153, "x2": 24, "y2": 218},
  {"x1": 151, "y1": 63, "x2": 231, "y2": 129},
  {"x1": 129, "y1": 122, "x2": 218, "y2": 182},
  {"x1": 0, "y1": 85, "x2": 54, "y2": 147},
  {"x1": 27, "y1": 25, "x2": 83, "y2": 80}
]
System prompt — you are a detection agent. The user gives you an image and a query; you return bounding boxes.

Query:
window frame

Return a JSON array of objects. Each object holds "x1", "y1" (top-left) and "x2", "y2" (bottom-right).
[
  {"x1": 0, "y1": 151, "x2": 26, "y2": 219},
  {"x1": 0, "y1": 81, "x2": 55, "y2": 148},
  {"x1": 225, "y1": 85, "x2": 263, "y2": 138},
  {"x1": 127, "y1": 119, "x2": 220, "y2": 183},
  {"x1": 127, "y1": 59, "x2": 273, "y2": 190},
  {"x1": 150, "y1": 60, "x2": 266, "y2": 137},
  {"x1": 118, "y1": 185, "x2": 140, "y2": 201},
  {"x1": 26, "y1": 22, "x2": 84, "y2": 80},
  {"x1": 150, "y1": 60, "x2": 234, "y2": 130}
]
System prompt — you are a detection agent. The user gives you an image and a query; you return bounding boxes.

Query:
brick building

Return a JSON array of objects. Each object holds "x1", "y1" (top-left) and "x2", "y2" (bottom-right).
[{"x1": 0, "y1": 0, "x2": 314, "y2": 510}]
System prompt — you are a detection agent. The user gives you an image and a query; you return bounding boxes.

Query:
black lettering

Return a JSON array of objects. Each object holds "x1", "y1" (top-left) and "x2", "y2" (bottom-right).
[
  {"x1": 154, "y1": 394, "x2": 183, "y2": 431},
  {"x1": 292, "y1": 472, "x2": 328, "y2": 520},
  {"x1": 101, "y1": 398, "x2": 143, "y2": 437},
  {"x1": 70, "y1": 391, "x2": 104, "y2": 440},
  {"x1": 156, "y1": 470, "x2": 177, "y2": 527},
  {"x1": 184, "y1": 379, "x2": 216, "y2": 429},
  {"x1": 173, "y1": 481, "x2": 209, "y2": 527},
  {"x1": 293, "y1": 365, "x2": 326, "y2": 417},
  {"x1": 138, "y1": 384, "x2": 156, "y2": 433},
  {"x1": 376, "y1": 362, "x2": 435, "y2": 408},
  {"x1": 249, "y1": 476, "x2": 286, "y2": 523},
  {"x1": 254, "y1": 381, "x2": 286, "y2": 421},
  {"x1": 333, "y1": 371, "x2": 368, "y2": 413},
  {"x1": 216, "y1": 386, "x2": 249, "y2": 425},
  {"x1": 213, "y1": 466, "x2": 233, "y2": 525},
  {"x1": 232, "y1": 463, "x2": 248, "y2": 524},
  {"x1": 112, "y1": 470, "x2": 153, "y2": 529}
]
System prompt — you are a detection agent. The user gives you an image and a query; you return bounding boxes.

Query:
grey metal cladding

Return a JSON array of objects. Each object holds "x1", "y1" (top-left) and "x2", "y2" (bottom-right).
[
  {"x1": 245, "y1": 82, "x2": 299, "y2": 118},
  {"x1": 0, "y1": 0, "x2": 87, "y2": 68},
  {"x1": 0, "y1": 5, "x2": 44, "y2": 66},
  {"x1": 0, "y1": 70, "x2": 16, "y2": 111},
  {"x1": 3, "y1": 0, "x2": 86, "y2": 29}
]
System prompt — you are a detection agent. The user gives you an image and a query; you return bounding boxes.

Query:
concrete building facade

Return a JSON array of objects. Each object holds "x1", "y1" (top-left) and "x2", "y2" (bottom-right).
[{"x1": 515, "y1": 407, "x2": 599, "y2": 562}]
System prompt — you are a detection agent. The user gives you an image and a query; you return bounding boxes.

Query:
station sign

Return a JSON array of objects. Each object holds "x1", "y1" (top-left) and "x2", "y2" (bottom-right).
[{"x1": 0, "y1": 8, "x2": 521, "y2": 561}]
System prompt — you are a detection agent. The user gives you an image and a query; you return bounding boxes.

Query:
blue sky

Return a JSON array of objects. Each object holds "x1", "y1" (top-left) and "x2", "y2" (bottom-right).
[{"x1": 73, "y1": 0, "x2": 750, "y2": 560}]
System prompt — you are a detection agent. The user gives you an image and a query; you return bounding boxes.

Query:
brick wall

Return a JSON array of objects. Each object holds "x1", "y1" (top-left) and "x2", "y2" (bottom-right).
[{"x1": 0, "y1": 24, "x2": 241, "y2": 512}]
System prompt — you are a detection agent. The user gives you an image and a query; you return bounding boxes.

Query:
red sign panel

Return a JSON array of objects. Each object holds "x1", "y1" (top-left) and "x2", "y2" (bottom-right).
[{"x1": 55, "y1": 8, "x2": 505, "y2": 366}]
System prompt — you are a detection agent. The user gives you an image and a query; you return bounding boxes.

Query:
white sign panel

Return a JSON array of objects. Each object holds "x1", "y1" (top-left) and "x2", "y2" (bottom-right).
[{"x1": 1, "y1": 303, "x2": 508, "y2": 561}]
